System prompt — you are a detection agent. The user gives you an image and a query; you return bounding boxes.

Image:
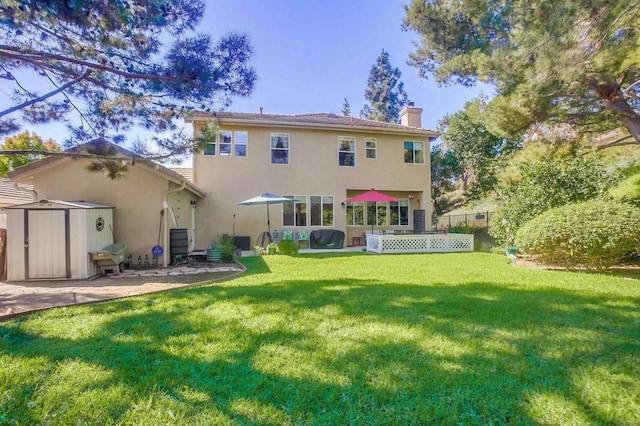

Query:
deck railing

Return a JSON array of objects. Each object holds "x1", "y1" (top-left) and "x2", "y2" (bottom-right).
[{"x1": 366, "y1": 233, "x2": 474, "y2": 254}]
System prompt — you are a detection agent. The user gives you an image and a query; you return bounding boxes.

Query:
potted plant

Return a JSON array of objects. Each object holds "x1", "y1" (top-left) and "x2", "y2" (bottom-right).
[
  {"x1": 207, "y1": 243, "x2": 222, "y2": 262},
  {"x1": 266, "y1": 242, "x2": 278, "y2": 255}
]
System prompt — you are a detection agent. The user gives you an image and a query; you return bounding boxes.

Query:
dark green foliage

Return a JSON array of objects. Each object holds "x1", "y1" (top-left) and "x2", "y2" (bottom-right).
[
  {"x1": 0, "y1": 0, "x2": 256, "y2": 162},
  {"x1": 403, "y1": 0, "x2": 640, "y2": 145},
  {"x1": 430, "y1": 146, "x2": 460, "y2": 218},
  {"x1": 276, "y1": 239, "x2": 299, "y2": 255},
  {"x1": 516, "y1": 200, "x2": 640, "y2": 269},
  {"x1": 218, "y1": 234, "x2": 235, "y2": 263},
  {"x1": 360, "y1": 50, "x2": 408, "y2": 123},
  {"x1": 490, "y1": 151, "x2": 617, "y2": 245},
  {"x1": 440, "y1": 97, "x2": 520, "y2": 201},
  {"x1": 449, "y1": 225, "x2": 475, "y2": 234}
]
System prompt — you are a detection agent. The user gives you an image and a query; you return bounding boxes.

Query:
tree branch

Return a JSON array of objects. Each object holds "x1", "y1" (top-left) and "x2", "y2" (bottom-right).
[
  {"x1": 590, "y1": 134, "x2": 638, "y2": 150},
  {"x1": 0, "y1": 69, "x2": 91, "y2": 118},
  {"x1": 0, "y1": 44, "x2": 182, "y2": 82}
]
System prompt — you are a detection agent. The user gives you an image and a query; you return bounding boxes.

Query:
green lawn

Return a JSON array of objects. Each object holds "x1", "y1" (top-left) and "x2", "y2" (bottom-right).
[{"x1": 1, "y1": 252, "x2": 639, "y2": 425}]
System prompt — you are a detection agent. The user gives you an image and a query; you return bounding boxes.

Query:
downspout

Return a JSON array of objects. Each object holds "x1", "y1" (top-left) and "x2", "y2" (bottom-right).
[
  {"x1": 163, "y1": 180, "x2": 186, "y2": 267},
  {"x1": 190, "y1": 200, "x2": 196, "y2": 251},
  {"x1": 13, "y1": 182, "x2": 37, "y2": 201}
]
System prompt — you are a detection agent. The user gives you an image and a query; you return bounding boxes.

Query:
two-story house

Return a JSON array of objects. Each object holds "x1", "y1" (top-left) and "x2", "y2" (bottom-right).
[
  {"x1": 5, "y1": 104, "x2": 438, "y2": 280},
  {"x1": 186, "y1": 103, "x2": 438, "y2": 247}
]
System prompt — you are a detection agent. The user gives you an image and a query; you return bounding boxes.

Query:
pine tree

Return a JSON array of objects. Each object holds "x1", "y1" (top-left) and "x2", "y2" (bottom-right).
[
  {"x1": 0, "y1": 1, "x2": 256, "y2": 161},
  {"x1": 360, "y1": 50, "x2": 408, "y2": 123},
  {"x1": 404, "y1": 0, "x2": 640, "y2": 147},
  {"x1": 342, "y1": 98, "x2": 351, "y2": 116}
]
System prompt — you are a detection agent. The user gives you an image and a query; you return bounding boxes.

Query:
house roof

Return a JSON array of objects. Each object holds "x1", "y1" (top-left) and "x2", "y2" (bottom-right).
[
  {"x1": 8, "y1": 138, "x2": 206, "y2": 198},
  {"x1": 169, "y1": 167, "x2": 194, "y2": 182},
  {"x1": 186, "y1": 111, "x2": 440, "y2": 138},
  {"x1": 0, "y1": 178, "x2": 34, "y2": 205}
]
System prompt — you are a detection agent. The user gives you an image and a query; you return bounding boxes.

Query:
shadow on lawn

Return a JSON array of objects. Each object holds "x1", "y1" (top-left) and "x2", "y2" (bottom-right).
[{"x1": 1, "y1": 277, "x2": 638, "y2": 424}]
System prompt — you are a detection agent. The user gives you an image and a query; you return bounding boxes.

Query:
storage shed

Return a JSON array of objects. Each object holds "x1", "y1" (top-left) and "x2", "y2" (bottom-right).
[{"x1": 6, "y1": 200, "x2": 115, "y2": 281}]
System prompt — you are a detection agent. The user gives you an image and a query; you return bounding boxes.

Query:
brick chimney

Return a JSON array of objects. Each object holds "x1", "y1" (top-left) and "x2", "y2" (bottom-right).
[{"x1": 400, "y1": 102, "x2": 423, "y2": 128}]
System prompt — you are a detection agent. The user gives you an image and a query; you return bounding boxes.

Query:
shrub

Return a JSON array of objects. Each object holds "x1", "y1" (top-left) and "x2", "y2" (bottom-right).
[
  {"x1": 277, "y1": 239, "x2": 299, "y2": 255},
  {"x1": 490, "y1": 152, "x2": 617, "y2": 246},
  {"x1": 449, "y1": 224, "x2": 475, "y2": 234},
  {"x1": 218, "y1": 234, "x2": 236, "y2": 262},
  {"x1": 515, "y1": 200, "x2": 640, "y2": 269}
]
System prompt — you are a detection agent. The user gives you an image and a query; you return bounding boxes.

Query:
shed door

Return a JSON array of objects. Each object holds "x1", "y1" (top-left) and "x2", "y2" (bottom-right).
[{"x1": 27, "y1": 210, "x2": 68, "y2": 279}]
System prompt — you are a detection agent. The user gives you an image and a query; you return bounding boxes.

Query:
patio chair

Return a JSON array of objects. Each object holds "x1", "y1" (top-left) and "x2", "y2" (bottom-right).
[
  {"x1": 296, "y1": 230, "x2": 309, "y2": 248},
  {"x1": 272, "y1": 229, "x2": 282, "y2": 242},
  {"x1": 282, "y1": 230, "x2": 294, "y2": 241}
]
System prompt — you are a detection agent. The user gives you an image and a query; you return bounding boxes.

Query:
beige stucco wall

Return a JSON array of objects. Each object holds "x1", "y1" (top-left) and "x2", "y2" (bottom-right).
[
  {"x1": 23, "y1": 158, "x2": 199, "y2": 260},
  {"x1": 193, "y1": 122, "x2": 432, "y2": 247}
]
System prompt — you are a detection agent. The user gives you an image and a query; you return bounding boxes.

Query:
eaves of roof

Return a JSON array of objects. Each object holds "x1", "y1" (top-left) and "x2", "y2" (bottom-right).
[
  {"x1": 8, "y1": 138, "x2": 206, "y2": 199},
  {"x1": 186, "y1": 112, "x2": 440, "y2": 139}
]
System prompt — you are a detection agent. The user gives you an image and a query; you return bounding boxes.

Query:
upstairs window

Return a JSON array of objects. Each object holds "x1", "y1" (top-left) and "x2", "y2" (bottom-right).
[
  {"x1": 204, "y1": 140, "x2": 216, "y2": 156},
  {"x1": 234, "y1": 131, "x2": 248, "y2": 156},
  {"x1": 404, "y1": 141, "x2": 425, "y2": 164},
  {"x1": 204, "y1": 130, "x2": 247, "y2": 157},
  {"x1": 219, "y1": 131, "x2": 232, "y2": 156},
  {"x1": 271, "y1": 133, "x2": 290, "y2": 164},
  {"x1": 365, "y1": 138, "x2": 377, "y2": 159},
  {"x1": 338, "y1": 137, "x2": 355, "y2": 167}
]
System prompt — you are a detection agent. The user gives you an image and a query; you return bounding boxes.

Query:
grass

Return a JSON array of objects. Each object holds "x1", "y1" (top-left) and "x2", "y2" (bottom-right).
[{"x1": 1, "y1": 252, "x2": 639, "y2": 425}]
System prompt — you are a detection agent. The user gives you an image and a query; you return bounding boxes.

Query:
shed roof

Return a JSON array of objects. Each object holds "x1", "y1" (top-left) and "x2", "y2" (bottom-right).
[
  {"x1": 6, "y1": 200, "x2": 114, "y2": 209},
  {"x1": 0, "y1": 178, "x2": 34, "y2": 204}
]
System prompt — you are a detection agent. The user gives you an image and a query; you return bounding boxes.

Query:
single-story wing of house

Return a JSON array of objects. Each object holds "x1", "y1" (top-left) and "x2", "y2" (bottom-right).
[{"x1": 7, "y1": 138, "x2": 205, "y2": 277}]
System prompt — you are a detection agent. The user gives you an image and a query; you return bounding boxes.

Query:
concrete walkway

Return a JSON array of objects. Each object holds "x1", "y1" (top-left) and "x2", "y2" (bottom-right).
[{"x1": 0, "y1": 263, "x2": 244, "y2": 321}]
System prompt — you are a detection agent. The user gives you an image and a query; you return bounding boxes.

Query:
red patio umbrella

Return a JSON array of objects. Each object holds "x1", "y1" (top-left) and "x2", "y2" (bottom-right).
[{"x1": 346, "y1": 189, "x2": 398, "y2": 233}]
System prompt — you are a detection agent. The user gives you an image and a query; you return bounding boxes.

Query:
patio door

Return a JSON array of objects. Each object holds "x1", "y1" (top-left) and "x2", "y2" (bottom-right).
[{"x1": 26, "y1": 209, "x2": 68, "y2": 279}]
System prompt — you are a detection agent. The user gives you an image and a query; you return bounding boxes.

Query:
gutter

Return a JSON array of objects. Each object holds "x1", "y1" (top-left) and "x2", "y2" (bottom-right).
[{"x1": 186, "y1": 116, "x2": 440, "y2": 138}]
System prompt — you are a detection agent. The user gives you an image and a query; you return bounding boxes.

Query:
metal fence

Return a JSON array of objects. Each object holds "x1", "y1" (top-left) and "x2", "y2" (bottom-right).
[{"x1": 435, "y1": 211, "x2": 495, "y2": 230}]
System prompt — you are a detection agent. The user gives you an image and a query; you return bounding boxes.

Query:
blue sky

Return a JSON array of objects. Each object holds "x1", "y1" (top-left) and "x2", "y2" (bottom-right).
[
  {"x1": 204, "y1": 0, "x2": 491, "y2": 130},
  {"x1": 5, "y1": 1, "x2": 491, "y2": 159}
]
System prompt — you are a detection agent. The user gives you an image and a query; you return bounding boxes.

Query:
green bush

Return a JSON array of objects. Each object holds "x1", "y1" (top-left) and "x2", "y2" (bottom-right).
[
  {"x1": 218, "y1": 234, "x2": 236, "y2": 262},
  {"x1": 277, "y1": 239, "x2": 299, "y2": 255},
  {"x1": 490, "y1": 152, "x2": 617, "y2": 246},
  {"x1": 515, "y1": 200, "x2": 640, "y2": 269},
  {"x1": 449, "y1": 224, "x2": 475, "y2": 234}
]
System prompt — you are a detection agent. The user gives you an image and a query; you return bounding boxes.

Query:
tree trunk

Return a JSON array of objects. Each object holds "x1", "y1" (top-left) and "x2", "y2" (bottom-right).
[{"x1": 593, "y1": 81, "x2": 640, "y2": 144}]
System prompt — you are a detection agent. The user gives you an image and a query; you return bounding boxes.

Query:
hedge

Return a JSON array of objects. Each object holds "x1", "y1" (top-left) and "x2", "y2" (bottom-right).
[{"x1": 515, "y1": 200, "x2": 640, "y2": 269}]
